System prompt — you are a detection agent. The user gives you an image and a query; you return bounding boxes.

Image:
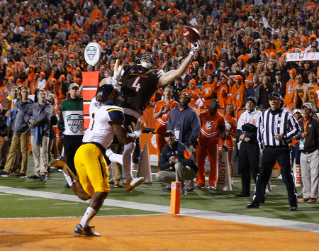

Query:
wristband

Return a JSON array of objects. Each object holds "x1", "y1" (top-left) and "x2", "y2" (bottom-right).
[{"x1": 133, "y1": 130, "x2": 142, "y2": 138}]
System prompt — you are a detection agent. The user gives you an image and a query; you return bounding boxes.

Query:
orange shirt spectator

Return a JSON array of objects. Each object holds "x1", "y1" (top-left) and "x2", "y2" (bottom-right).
[
  {"x1": 304, "y1": 2, "x2": 317, "y2": 11},
  {"x1": 263, "y1": 47, "x2": 276, "y2": 56},
  {"x1": 27, "y1": 65, "x2": 35, "y2": 82},
  {"x1": 200, "y1": 79, "x2": 216, "y2": 107},
  {"x1": 91, "y1": 6, "x2": 102, "y2": 20},
  {"x1": 231, "y1": 76, "x2": 246, "y2": 108},
  {"x1": 284, "y1": 69, "x2": 298, "y2": 108},
  {"x1": 29, "y1": 80, "x2": 37, "y2": 95},
  {"x1": 0, "y1": 85, "x2": 8, "y2": 103},
  {"x1": 237, "y1": 47, "x2": 251, "y2": 66},
  {"x1": 153, "y1": 99, "x2": 179, "y2": 135},
  {"x1": 219, "y1": 113, "x2": 237, "y2": 150},
  {"x1": 181, "y1": 79, "x2": 200, "y2": 107},
  {"x1": 313, "y1": 84, "x2": 319, "y2": 109}
]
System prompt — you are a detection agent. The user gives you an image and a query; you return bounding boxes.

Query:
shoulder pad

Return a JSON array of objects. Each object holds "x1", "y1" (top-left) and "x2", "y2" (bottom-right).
[{"x1": 107, "y1": 106, "x2": 124, "y2": 121}]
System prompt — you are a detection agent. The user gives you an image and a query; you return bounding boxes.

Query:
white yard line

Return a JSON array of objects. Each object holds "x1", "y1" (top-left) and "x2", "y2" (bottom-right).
[{"x1": 0, "y1": 186, "x2": 318, "y2": 233}]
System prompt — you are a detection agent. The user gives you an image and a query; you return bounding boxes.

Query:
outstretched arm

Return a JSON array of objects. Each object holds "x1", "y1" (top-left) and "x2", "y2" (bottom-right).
[
  {"x1": 157, "y1": 53, "x2": 194, "y2": 88},
  {"x1": 157, "y1": 42, "x2": 200, "y2": 88}
]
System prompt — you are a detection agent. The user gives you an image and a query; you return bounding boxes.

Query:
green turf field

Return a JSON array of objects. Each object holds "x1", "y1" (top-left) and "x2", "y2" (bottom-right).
[
  {"x1": 0, "y1": 193, "x2": 158, "y2": 218},
  {"x1": 0, "y1": 155, "x2": 318, "y2": 223}
]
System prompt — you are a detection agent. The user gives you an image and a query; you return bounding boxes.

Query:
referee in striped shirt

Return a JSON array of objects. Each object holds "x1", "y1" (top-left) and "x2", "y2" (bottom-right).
[{"x1": 247, "y1": 92, "x2": 301, "y2": 211}]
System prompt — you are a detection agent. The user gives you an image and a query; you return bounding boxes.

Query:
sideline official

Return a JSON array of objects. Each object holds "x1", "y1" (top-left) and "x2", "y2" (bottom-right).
[
  {"x1": 247, "y1": 92, "x2": 300, "y2": 210},
  {"x1": 236, "y1": 96, "x2": 262, "y2": 197}
]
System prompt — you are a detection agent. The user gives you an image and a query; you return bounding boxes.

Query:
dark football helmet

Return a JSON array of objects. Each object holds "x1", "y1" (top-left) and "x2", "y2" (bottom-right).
[
  {"x1": 95, "y1": 84, "x2": 121, "y2": 105},
  {"x1": 134, "y1": 52, "x2": 155, "y2": 69}
]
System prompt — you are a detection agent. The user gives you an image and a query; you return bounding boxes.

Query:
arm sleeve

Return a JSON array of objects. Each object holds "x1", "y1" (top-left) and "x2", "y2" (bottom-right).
[
  {"x1": 257, "y1": 113, "x2": 265, "y2": 149},
  {"x1": 285, "y1": 113, "x2": 301, "y2": 141},
  {"x1": 35, "y1": 105, "x2": 52, "y2": 124},
  {"x1": 237, "y1": 129, "x2": 243, "y2": 137},
  {"x1": 237, "y1": 112, "x2": 244, "y2": 130},
  {"x1": 24, "y1": 105, "x2": 33, "y2": 124},
  {"x1": 178, "y1": 144, "x2": 197, "y2": 167},
  {"x1": 107, "y1": 107, "x2": 124, "y2": 121},
  {"x1": 316, "y1": 121, "x2": 319, "y2": 151},
  {"x1": 58, "y1": 106, "x2": 65, "y2": 135},
  {"x1": 158, "y1": 147, "x2": 170, "y2": 171},
  {"x1": 188, "y1": 111, "x2": 200, "y2": 145},
  {"x1": 228, "y1": 119, "x2": 238, "y2": 137},
  {"x1": 167, "y1": 109, "x2": 174, "y2": 130}
]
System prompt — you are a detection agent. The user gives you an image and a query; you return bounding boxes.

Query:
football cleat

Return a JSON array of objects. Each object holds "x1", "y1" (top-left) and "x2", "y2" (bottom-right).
[
  {"x1": 74, "y1": 224, "x2": 100, "y2": 237},
  {"x1": 48, "y1": 156, "x2": 66, "y2": 168},
  {"x1": 125, "y1": 177, "x2": 144, "y2": 192}
]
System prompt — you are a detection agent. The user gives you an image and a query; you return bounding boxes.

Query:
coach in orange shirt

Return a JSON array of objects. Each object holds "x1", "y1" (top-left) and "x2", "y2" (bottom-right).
[
  {"x1": 153, "y1": 85, "x2": 178, "y2": 165},
  {"x1": 196, "y1": 98, "x2": 228, "y2": 189}
]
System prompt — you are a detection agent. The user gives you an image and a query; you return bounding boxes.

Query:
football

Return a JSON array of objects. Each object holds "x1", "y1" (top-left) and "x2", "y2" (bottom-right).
[{"x1": 182, "y1": 26, "x2": 201, "y2": 43}]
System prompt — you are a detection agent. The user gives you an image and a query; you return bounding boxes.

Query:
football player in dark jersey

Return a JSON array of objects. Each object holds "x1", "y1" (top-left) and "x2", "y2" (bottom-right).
[{"x1": 109, "y1": 42, "x2": 201, "y2": 192}]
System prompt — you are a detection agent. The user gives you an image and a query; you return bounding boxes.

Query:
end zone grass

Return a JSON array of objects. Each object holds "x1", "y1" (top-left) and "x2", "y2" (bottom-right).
[
  {"x1": 0, "y1": 193, "x2": 159, "y2": 218},
  {"x1": 0, "y1": 156, "x2": 318, "y2": 223}
]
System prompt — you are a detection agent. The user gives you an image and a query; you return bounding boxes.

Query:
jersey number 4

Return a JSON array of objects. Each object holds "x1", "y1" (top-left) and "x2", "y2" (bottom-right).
[{"x1": 132, "y1": 77, "x2": 141, "y2": 92}]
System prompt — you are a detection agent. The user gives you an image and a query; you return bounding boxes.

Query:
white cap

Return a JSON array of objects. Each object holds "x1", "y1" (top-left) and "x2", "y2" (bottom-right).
[
  {"x1": 69, "y1": 83, "x2": 79, "y2": 90},
  {"x1": 293, "y1": 109, "x2": 301, "y2": 114}
]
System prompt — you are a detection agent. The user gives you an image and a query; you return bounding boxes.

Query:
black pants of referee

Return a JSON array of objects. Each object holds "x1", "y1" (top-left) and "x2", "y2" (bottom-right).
[
  {"x1": 255, "y1": 146, "x2": 297, "y2": 207},
  {"x1": 64, "y1": 135, "x2": 83, "y2": 175},
  {"x1": 239, "y1": 142, "x2": 260, "y2": 195}
]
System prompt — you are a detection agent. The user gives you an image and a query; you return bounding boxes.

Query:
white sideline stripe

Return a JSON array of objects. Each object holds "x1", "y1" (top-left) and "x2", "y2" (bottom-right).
[
  {"x1": 0, "y1": 186, "x2": 318, "y2": 233},
  {"x1": 0, "y1": 214, "x2": 164, "y2": 220}
]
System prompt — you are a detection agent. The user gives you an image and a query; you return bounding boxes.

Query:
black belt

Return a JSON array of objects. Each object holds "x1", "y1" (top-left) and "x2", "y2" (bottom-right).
[{"x1": 301, "y1": 149, "x2": 316, "y2": 155}]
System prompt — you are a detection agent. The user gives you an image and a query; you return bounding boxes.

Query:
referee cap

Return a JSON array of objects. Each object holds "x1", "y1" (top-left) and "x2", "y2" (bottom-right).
[
  {"x1": 268, "y1": 92, "x2": 281, "y2": 100},
  {"x1": 246, "y1": 96, "x2": 257, "y2": 105}
]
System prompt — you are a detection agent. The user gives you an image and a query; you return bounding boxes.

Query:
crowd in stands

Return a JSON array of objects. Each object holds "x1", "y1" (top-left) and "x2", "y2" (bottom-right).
[
  {"x1": 1, "y1": 0, "x2": 319, "y2": 201},
  {"x1": 1, "y1": 0, "x2": 319, "y2": 111}
]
